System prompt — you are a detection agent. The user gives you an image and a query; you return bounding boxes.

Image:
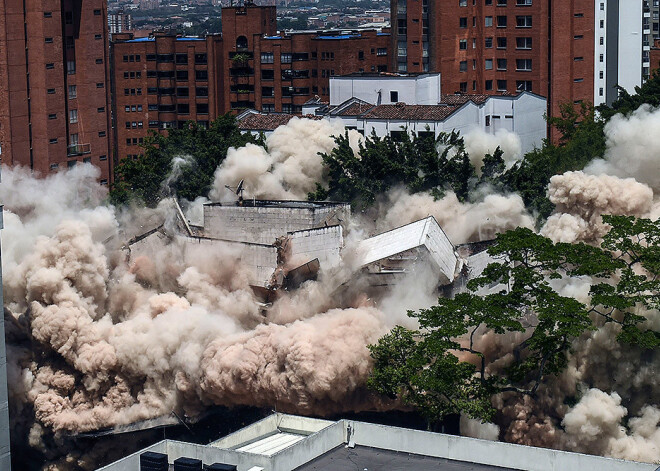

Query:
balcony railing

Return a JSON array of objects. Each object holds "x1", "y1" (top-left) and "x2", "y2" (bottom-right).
[{"x1": 67, "y1": 143, "x2": 91, "y2": 156}]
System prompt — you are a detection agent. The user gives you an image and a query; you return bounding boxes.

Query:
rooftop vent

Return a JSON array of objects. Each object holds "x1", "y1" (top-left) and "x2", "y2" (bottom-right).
[
  {"x1": 173, "y1": 457, "x2": 202, "y2": 471},
  {"x1": 140, "y1": 451, "x2": 168, "y2": 471}
]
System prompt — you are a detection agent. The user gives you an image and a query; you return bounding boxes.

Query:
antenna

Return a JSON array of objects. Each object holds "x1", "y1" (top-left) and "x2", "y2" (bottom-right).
[{"x1": 224, "y1": 179, "x2": 246, "y2": 204}]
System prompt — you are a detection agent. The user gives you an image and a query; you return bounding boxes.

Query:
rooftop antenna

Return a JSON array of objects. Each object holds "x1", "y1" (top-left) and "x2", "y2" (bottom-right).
[{"x1": 225, "y1": 178, "x2": 246, "y2": 205}]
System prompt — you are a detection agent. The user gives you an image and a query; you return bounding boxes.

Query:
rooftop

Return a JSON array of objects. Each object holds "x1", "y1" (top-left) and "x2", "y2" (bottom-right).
[
  {"x1": 237, "y1": 113, "x2": 323, "y2": 131},
  {"x1": 204, "y1": 199, "x2": 348, "y2": 209},
  {"x1": 98, "y1": 413, "x2": 657, "y2": 471},
  {"x1": 361, "y1": 103, "x2": 460, "y2": 121}
]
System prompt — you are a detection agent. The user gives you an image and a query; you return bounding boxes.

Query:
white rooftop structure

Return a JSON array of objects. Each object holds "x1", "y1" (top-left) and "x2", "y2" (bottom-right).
[
  {"x1": 97, "y1": 413, "x2": 657, "y2": 471},
  {"x1": 356, "y1": 216, "x2": 458, "y2": 285},
  {"x1": 329, "y1": 72, "x2": 442, "y2": 106}
]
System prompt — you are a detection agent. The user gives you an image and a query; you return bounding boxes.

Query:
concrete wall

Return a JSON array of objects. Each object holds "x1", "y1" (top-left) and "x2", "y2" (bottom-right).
[
  {"x1": 202, "y1": 203, "x2": 350, "y2": 246},
  {"x1": 349, "y1": 421, "x2": 656, "y2": 471},
  {"x1": 287, "y1": 225, "x2": 343, "y2": 269},
  {"x1": 0, "y1": 197, "x2": 10, "y2": 470},
  {"x1": 329, "y1": 74, "x2": 441, "y2": 106}
]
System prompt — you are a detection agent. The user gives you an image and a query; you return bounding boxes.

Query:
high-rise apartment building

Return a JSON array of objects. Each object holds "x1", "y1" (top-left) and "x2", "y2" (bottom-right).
[
  {"x1": 0, "y1": 0, "x2": 112, "y2": 181},
  {"x1": 110, "y1": 33, "x2": 223, "y2": 164},
  {"x1": 108, "y1": 11, "x2": 133, "y2": 34},
  {"x1": 110, "y1": 3, "x2": 389, "y2": 164},
  {"x1": 392, "y1": 0, "x2": 646, "y2": 125}
]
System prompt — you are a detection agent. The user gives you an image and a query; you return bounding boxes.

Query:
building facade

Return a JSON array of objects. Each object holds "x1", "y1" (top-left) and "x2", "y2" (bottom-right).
[
  {"x1": 110, "y1": 4, "x2": 389, "y2": 165},
  {"x1": 110, "y1": 33, "x2": 224, "y2": 165},
  {"x1": 108, "y1": 11, "x2": 133, "y2": 34},
  {"x1": 0, "y1": 0, "x2": 112, "y2": 181},
  {"x1": 390, "y1": 0, "x2": 645, "y2": 124}
]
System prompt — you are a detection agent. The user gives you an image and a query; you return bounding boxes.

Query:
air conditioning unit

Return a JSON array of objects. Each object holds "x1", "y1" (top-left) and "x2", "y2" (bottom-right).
[
  {"x1": 173, "y1": 456, "x2": 203, "y2": 471},
  {"x1": 140, "y1": 451, "x2": 168, "y2": 471}
]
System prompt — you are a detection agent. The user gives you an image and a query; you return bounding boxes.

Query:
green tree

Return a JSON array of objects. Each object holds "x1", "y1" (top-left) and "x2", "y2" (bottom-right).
[
  {"x1": 368, "y1": 216, "x2": 660, "y2": 425},
  {"x1": 598, "y1": 69, "x2": 660, "y2": 120},
  {"x1": 110, "y1": 115, "x2": 262, "y2": 207}
]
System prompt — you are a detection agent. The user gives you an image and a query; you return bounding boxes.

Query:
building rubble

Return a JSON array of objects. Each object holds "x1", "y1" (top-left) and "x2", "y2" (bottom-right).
[{"x1": 124, "y1": 197, "x2": 497, "y2": 304}]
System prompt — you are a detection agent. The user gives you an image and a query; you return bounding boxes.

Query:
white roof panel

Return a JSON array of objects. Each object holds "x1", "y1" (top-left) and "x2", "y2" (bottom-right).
[{"x1": 235, "y1": 432, "x2": 306, "y2": 456}]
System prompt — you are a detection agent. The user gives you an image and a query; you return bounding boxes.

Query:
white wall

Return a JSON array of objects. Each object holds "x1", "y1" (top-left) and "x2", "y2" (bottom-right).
[
  {"x1": 595, "y1": 1, "x2": 608, "y2": 106},
  {"x1": 329, "y1": 74, "x2": 441, "y2": 106},
  {"x1": 617, "y1": 1, "x2": 643, "y2": 93}
]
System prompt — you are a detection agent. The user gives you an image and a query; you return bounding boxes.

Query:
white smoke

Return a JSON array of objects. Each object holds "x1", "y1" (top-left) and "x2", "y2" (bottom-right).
[
  {"x1": 463, "y1": 128, "x2": 523, "y2": 174},
  {"x1": 585, "y1": 104, "x2": 660, "y2": 192},
  {"x1": 209, "y1": 118, "x2": 363, "y2": 201}
]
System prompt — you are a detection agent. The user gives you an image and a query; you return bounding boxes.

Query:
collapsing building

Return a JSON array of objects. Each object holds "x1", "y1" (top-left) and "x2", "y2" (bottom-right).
[{"x1": 125, "y1": 198, "x2": 492, "y2": 302}]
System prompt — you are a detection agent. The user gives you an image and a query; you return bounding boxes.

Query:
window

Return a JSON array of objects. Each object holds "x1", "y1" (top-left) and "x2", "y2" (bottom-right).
[
  {"x1": 262, "y1": 69, "x2": 274, "y2": 80},
  {"x1": 99, "y1": 155, "x2": 107, "y2": 161},
  {"x1": 196, "y1": 103, "x2": 209, "y2": 114},
  {"x1": 377, "y1": 48, "x2": 387, "y2": 56},
  {"x1": 574, "y1": 13, "x2": 583, "y2": 17},
  {"x1": 195, "y1": 70, "x2": 208, "y2": 80},
  {"x1": 94, "y1": 9, "x2": 101, "y2": 15},
  {"x1": 95, "y1": 58, "x2": 103, "y2": 64},
  {"x1": 49, "y1": 138, "x2": 58, "y2": 144},
  {"x1": 261, "y1": 52, "x2": 274, "y2": 63},
  {"x1": 281, "y1": 53, "x2": 292, "y2": 63},
  {"x1": 176, "y1": 70, "x2": 189, "y2": 81},
  {"x1": 459, "y1": 17, "x2": 468, "y2": 28},
  {"x1": 96, "y1": 82, "x2": 104, "y2": 88},
  {"x1": 460, "y1": 60, "x2": 468, "y2": 72},
  {"x1": 176, "y1": 53, "x2": 188, "y2": 64},
  {"x1": 236, "y1": 36, "x2": 248, "y2": 49},
  {"x1": 516, "y1": 0, "x2": 532, "y2": 4},
  {"x1": 516, "y1": 15, "x2": 532, "y2": 27},
  {"x1": 390, "y1": 91, "x2": 399, "y2": 102},
  {"x1": 516, "y1": 37, "x2": 532, "y2": 49},
  {"x1": 575, "y1": 56, "x2": 584, "y2": 61},
  {"x1": 600, "y1": 20, "x2": 604, "y2": 28},
  {"x1": 485, "y1": 37, "x2": 493, "y2": 48},
  {"x1": 146, "y1": 54, "x2": 156, "y2": 61},
  {"x1": 574, "y1": 35, "x2": 583, "y2": 39},
  {"x1": 600, "y1": 37, "x2": 604, "y2": 45},
  {"x1": 486, "y1": 0, "x2": 492, "y2": 4},
  {"x1": 194, "y1": 53, "x2": 207, "y2": 64},
  {"x1": 497, "y1": 16, "x2": 507, "y2": 27},
  {"x1": 69, "y1": 110, "x2": 78, "y2": 123},
  {"x1": 497, "y1": 79, "x2": 507, "y2": 91},
  {"x1": 358, "y1": 50, "x2": 364, "y2": 60},
  {"x1": 83, "y1": 157, "x2": 91, "y2": 163},
  {"x1": 177, "y1": 103, "x2": 189, "y2": 114},
  {"x1": 94, "y1": 34, "x2": 102, "y2": 40},
  {"x1": 485, "y1": 80, "x2": 493, "y2": 91},
  {"x1": 599, "y1": 87, "x2": 604, "y2": 96},
  {"x1": 149, "y1": 120, "x2": 159, "y2": 128},
  {"x1": 485, "y1": 59, "x2": 493, "y2": 70},
  {"x1": 45, "y1": 37, "x2": 53, "y2": 43},
  {"x1": 459, "y1": 0, "x2": 467, "y2": 5},
  {"x1": 50, "y1": 163, "x2": 59, "y2": 170},
  {"x1": 398, "y1": 18, "x2": 407, "y2": 35},
  {"x1": 599, "y1": 53, "x2": 604, "y2": 62},
  {"x1": 44, "y1": 11, "x2": 52, "y2": 17},
  {"x1": 48, "y1": 88, "x2": 56, "y2": 94},
  {"x1": 497, "y1": 0, "x2": 507, "y2": 4},
  {"x1": 485, "y1": 16, "x2": 493, "y2": 27},
  {"x1": 196, "y1": 87, "x2": 208, "y2": 97},
  {"x1": 48, "y1": 113, "x2": 57, "y2": 120},
  {"x1": 459, "y1": 39, "x2": 468, "y2": 50},
  {"x1": 516, "y1": 58, "x2": 532, "y2": 70},
  {"x1": 157, "y1": 54, "x2": 174, "y2": 63},
  {"x1": 599, "y1": 71, "x2": 604, "y2": 79},
  {"x1": 177, "y1": 87, "x2": 189, "y2": 97},
  {"x1": 98, "y1": 131, "x2": 106, "y2": 137},
  {"x1": 574, "y1": 78, "x2": 584, "y2": 83},
  {"x1": 97, "y1": 107, "x2": 105, "y2": 113},
  {"x1": 497, "y1": 58, "x2": 507, "y2": 70},
  {"x1": 497, "y1": 37, "x2": 507, "y2": 48},
  {"x1": 460, "y1": 82, "x2": 468, "y2": 92},
  {"x1": 46, "y1": 63, "x2": 54, "y2": 69}
]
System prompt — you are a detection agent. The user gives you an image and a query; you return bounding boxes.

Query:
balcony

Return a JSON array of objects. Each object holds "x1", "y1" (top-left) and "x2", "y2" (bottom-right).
[{"x1": 67, "y1": 143, "x2": 91, "y2": 156}]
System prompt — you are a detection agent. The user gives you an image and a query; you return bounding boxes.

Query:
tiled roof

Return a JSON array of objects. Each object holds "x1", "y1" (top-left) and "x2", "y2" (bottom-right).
[
  {"x1": 237, "y1": 113, "x2": 323, "y2": 131},
  {"x1": 440, "y1": 92, "x2": 517, "y2": 105},
  {"x1": 361, "y1": 103, "x2": 459, "y2": 121}
]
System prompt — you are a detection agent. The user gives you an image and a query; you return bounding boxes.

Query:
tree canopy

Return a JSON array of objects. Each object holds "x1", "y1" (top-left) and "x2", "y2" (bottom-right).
[
  {"x1": 367, "y1": 216, "x2": 660, "y2": 424},
  {"x1": 110, "y1": 115, "x2": 262, "y2": 207}
]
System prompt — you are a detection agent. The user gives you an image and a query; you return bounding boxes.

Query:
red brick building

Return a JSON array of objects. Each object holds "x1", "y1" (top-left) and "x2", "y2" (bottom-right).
[
  {"x1": 0, "y1": 0, "x2": 112, "y2": 181},
  {"x1": 110, "y1": 33, "x2": 224, "y2": 164},
  {"x1": 391, "y1": 0, "x2": 596, "y2": 133},
  {"x1": 110, "y1": 3, "x2": 389, "y2": 165}
]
